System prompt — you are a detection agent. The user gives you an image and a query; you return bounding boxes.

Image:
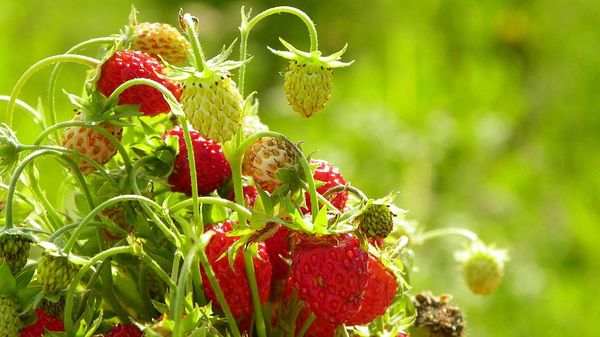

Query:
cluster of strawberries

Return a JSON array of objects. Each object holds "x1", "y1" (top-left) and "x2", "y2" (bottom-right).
[{"x1": 0, "y1": 5, "x2": 507, "y2": 337}]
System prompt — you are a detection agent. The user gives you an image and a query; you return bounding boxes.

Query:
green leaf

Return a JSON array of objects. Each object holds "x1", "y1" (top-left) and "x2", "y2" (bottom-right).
[
  {"x1": 0, "y1": 263, "x2": 17, "y2": 295},
  {"x1": 16, "y1": 286, "x2": 42, "y2": 311},
  {"x1": 15, "y1": 267, "x2": 35, "y2": 289}
]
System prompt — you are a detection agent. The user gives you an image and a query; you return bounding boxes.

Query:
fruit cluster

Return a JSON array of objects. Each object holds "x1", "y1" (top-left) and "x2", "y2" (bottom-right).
[{"x1": 0, "y1": 5, "x2": 507, "y2": 337}]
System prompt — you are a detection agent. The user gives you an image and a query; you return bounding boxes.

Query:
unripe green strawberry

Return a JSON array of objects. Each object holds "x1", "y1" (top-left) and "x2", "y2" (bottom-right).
[
  {"x1": 0, "y1": 232, "x2": 32, "y2": 275},
  {"x1": 132, "y1": 22, "x2": 190, "y2": 65},
  {"x1": 61, "y1": 111, "x2": 123, "y2": 175},
  {"x1": 0, "y1": 295, "x2": 21, "y2": 337},
  {"x1": 356, "y1": 203, "x2": 395, "y2": 240},
  {"x1": 455, "y1": 242, "x2": 508, "y2": 296},
  {"x1": 284, "y1": 60, "x2": 333, "y2": 118},
  {"x1": 242, "y1": 115, "x2": 269, "y2": 138},
  {"x1": 181, "y1": 71, "x2": 243, "y2": 143},
  {"x1": 269, "y1": 38, "x2": 352, "y2": 118},
  {"x1": 242, "y1": 137, "x2": 296, "y2": 193},
  {"x1": 37, "y1": 253, "x2": 79, "y2": 294}
]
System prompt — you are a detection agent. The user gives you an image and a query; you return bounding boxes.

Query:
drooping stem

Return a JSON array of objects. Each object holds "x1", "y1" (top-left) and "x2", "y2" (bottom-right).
[
  {"x1": 323, "y1": 184, "x2": 368, "y2": 202},
  {"x1": 238, "y1": 6, "x2": 319, "y2": 95},
  {"x1": 244, "y1": 245, "x2": 267, "y2": 337},
  {"x1": 47, "y1": 37, "x2": 116, "y2": 141},
  {"x1": 5, "y1": 54, "x2": 100, "y2": 127},
  {"x1": 63, "y1": 195, "x2": 181, "y2": 254},
  {"x1": 198, "y1": 248, "x2": 242, "y2": 337},
  {"x1": 0, "y1": 96, "x2": 45, "y2": 129},
  {"x1": 417, "y1": 227, "x2": 479, "y2": 244},
  {"x1": 64, "y1": 246, "x2": 134, "y2": 336},
  {"x1": 182, "y1": 13, "x2": 208, "y2": 72}
]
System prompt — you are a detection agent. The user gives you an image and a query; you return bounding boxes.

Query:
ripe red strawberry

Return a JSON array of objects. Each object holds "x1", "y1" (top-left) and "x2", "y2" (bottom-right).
[
  {"x1": 164, "y1": 126, "x2": 231, "y2": 196},
  {"x1": 105, "y1": 323, "x2": 143, "y2": 337},
  {"x1": 200, "y1": 221, "x2": 272, "y2": 318},
  {"x1": 344, "y1": 255, "x2": 398, "y2": 325},
  {"x1": 97, "y1": 50, "x2": 182, "y2": 116},
  {"x1": 264, "y1": 226, "x2": 292, "y2": 281},
  {"x1": 304, "y1": 159, "x2": 348, "y2": 213},
  {"x1": 226, "y1": 185, "x2": 259, "y2": 208},
  {"x1": 291, "y1": 234, "x2": 369, "y2": 324},
  {"x1": 20, "y1": 308, "x2": 64, "y2": 337}
]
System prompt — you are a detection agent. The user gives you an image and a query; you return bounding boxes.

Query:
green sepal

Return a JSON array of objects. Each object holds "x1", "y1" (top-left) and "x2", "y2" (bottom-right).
[
  {"x1": 268, "y1": 37, "x2": 354, "y2": 68},
  {"x1": 0, "y1": 263, "x2": 17, "y2": 295}
]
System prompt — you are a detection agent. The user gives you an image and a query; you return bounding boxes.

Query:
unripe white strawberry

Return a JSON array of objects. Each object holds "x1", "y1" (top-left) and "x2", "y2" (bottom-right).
[
  {"x1": 455, "y1": 242, "x2": 508, "y2": 295},
  {"x1": 242, "y1": 137, "x2": 296, "y2": 193},
  {"x1": 269, "y1": 38, "x2": 352, "y2": 118},
  {"x1": 61, "y1": 111, "x2": 123, "y2": 175},
  {"x1": 181, "y1": 71, "x2": 243, "y2": 143}
]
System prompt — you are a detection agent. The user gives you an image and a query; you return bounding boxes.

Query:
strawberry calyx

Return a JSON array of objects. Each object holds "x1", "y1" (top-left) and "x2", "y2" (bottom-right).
[{"x1": 268, "y1": 38, "x2": 353, "y2": 69}]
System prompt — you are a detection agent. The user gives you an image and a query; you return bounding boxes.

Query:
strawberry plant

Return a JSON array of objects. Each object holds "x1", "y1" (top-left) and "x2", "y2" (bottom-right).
[{"x1": 0, "y1": 5, "x2": 508, "y2": 337}]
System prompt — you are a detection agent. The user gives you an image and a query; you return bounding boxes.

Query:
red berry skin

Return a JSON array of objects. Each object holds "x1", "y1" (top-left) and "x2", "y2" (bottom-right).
[
  {"x1": 265, "y1": 226, "x2": 292, "y2": 281},
  {"x1": 201, "y1": 221, "x2": 272, "y2": 318},
  {"x1": 304, "y1": 160, "x2": 348, "y2": 213},
  {"x1": 291, "y1": 235, "x2": 369, "y2": 324},
  {"x1": 105, "y1": 323, "x2": 143, "y2": 337},
  {"x1": 344, "y1": 255, "x2": 398, "y2": 325},
  {"x1": 97, "y1": 50, "x2": 182, "y2": 116},
  {"x1": 397, "y1": 333, "x2": 409, "y2": 337},
  {"x1": 164, "y1": 126, "x2": 231, "y2": 196},
  {"x1": 20, "y1": 309, "x2": 64, "y2": 337},
  {"x1": 226, "y1": 185, "x2": 259, "y2": 208}
]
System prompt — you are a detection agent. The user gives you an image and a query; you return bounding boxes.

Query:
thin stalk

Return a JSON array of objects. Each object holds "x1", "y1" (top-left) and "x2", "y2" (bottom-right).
[
  {"x1": 0, "y1": 96, "x2": 44, "y2": 128},
  {"x1": 182, "y1": 13, "x2": 208, "y2": 72},
  {"x1": 244, "y1": 245, "x2": 266, "y2": 337},
  {"x1": 5, "y1": 54, "x2": 99, "y2": 127},
  {"x1": 172, "y1": 240, "x2": 204, "y2": 337},
  {"x1": 417, "y1": 228, "x2": 479, "y2": 244},
  {"x1": 239, "y1": 6, "x2": 319, "y2": 95},
  {"x1": 64, "y1": 246, "x2": 134, "y2": 336},
  {"x1": 178, "y1": 116, "x2": 202, "y2": 234},
  {"x1": 296, "y1": 313, "x2": 315, "y2": 337},
  {"x1": 198, "y1": 250, "x2": 242, "y2": 337},
  {"x1": 63, "y1": 195, "x2": 180, "y2": 254},
  {"x1": 48, "y1": 37, "x2": 115, "y2": 141},
  {"x1": 25, "y1": 166, "x2": 65, "y2": 231},
  {"x1": 169, "y1": 197, "x2": 252, "y2": 218}
]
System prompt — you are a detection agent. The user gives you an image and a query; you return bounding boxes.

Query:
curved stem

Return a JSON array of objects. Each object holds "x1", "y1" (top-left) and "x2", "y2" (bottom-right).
[
  {"x1": 239, "y1": 6, "x2": 319, "y2": 95},
  {"x1": 48, "y1": 37, "x2": 116, "y2": 141},
  {"x1": 63, "y1": 195, "x2": 180, "y2": 254},
  {"x1": 0, "y1": 183, "x2": 35, "y2": 210},
  {"x1": 129, "y1": 157, "x2": 184, "y2": 245},
  {"x1": 169, "y1": 197, "x2": 252, "y2": 218},
  {"x1": 182, "y1": 13, "x2": 207, "y2": 72},
  {"x1": 244, "y1": 245, "x2": 266, "y2": 337},
  {"x1": 0, "y1": 96, "x2": 44, "y2": 128},
  {"x1": 64, "y1": 246, "x2": 133, "y2": 336},
  {"x1": 323, "y1": 184, "x2": 368, "y2": 202},
  {"x1": 417, "y1": 228, "x2": 479, "y2": 244},
  {"x1": 5, "y1": 54, "x2": 99, "y2": 127}
]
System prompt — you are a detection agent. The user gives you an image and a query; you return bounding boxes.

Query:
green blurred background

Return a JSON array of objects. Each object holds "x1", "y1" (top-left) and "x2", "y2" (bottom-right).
[{"x1": 1, "y1": 0, "x2": 599, "y2": 336}]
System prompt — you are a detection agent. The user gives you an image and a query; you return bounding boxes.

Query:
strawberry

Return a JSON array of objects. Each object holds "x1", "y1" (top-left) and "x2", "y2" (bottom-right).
[
  {"x1": 36, "y1": 253, "x2": 79, "y2": 294},
  {"x1": 242, "y1": 137, "x2": 296, "y2": 193},
  {"x1": 242, "y1": 115, "x2": 269, "y2": 138},
  {"x1": 291, "y1": 234, "x2": 369, "y2": 324},
  {"x1": 269, "y1": 39, "x2": 352, "y2": 118},
  {"x1": 97, "y1": 50, "x2": 182, "y2": 117},
  {"x1": 200, "y1": 221, "x2": 272, "y2": 318},
  {"x1": 264, "y1": 226, "x2": 292, "y2": 281},
  {"x1": 61, "y1": 111, "x2": 123, "y2": 175},
  {"x1": 344, "y1": 255, "x2": 398, "y2": 325},
  {"x1": 226, "y1": 185, "x2": 259, "y2": 208},
  {"x1": 180, "y1": 70, "x2": 243, "y2": 143},
  {"x1": 105, "y1": 323, "x2": 143, "y2": 337},
  {"x1": 455, "y1": 242, "x2": 507, "y2": 296},
  {"x1": 304, "y1": 159, "x2": 348, "y2": 213},
  {"x1": 0, "y1": 295, "x2": 21, "y2": 336},
  {"x1": 356, "y1": 203, "x2": 395, "y2": 240},
  {"x1": 131, "y1": 22, "x2": 190, "y2": 66},
  {"x1": 0, "y1": 232, "x2": 32, "y2": 275},
  {"x1": 163, "y1": 126, "x2": 231, "y2": 196},
  {"x1": 20, "y1": 308, "x2": 64, "y2": 337}
]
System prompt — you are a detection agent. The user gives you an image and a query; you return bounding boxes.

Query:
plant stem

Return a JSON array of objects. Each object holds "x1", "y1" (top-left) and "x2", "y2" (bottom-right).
[
  {"x1": 198, "y1": 249, "x2": 242, "y2": 337},
  {"x1": 238, "y1": 6, "x2": 319, "y2": 95},
  {"x1": 182, "y1": 13, "x2": 208, "y2": 72},
  {"x1": 417, "y1": 227, "x2": 479, "y2": 244},
  {"x1": 244, "y1": 245, "x2": 267, "y2": 337},
  {"x1": 64, "y1": 246, "x2": 134, "y2": 336},
  {"x1": 5, "y1": 54, "x2": 99, "y2": 127},
  {"x1": 47, "y1": 37, "x2": 115, "y2": 142},
  {"x1": 296, "y1": 312, "x2": 315, "y2": 337},
  {"x1": 169, "y1": 196, "x2": 252, "y2": 218},
  {"x1": 0, "y1": 96, "x2": 45, "y2": 129}
]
